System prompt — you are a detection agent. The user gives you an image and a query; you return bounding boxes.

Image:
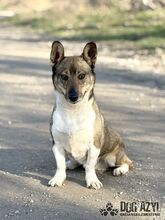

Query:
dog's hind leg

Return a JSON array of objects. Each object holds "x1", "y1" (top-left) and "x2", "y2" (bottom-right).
[
  {"x1": 113, "y1": 151, "x2": 133, "y2": 176},
  {"x1": 95, "y1": 158, "x2": 109, "y2": 173},
  {"x1": 102, "y1": 144, "x2": 133, "y2": 176},
  {"x1": 100, "y1": 126, "x2": 133, "y2": 176},
  {"x1": 66, "y1": 159, "x2": 80, "y2": 170}
]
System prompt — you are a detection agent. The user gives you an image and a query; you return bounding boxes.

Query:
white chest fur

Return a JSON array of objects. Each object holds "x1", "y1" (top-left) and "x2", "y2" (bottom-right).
[{"x1": 51, "y1": 92, "x2": 96, "y2": 162}]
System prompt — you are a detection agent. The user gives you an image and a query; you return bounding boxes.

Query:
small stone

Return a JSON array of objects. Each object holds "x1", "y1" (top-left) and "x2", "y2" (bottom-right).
[
  {"x1": 81, "y1": 196, "x2": 87, "y2": 199},
  {"x1": 15, "y1": 210, "x2": 20, "y2": 214},
  {"x1": 9, "y1": 212, "x2": 14, "y2": 216},
  {"x1": 8, "y1": 120, "x2": 12, "y2": 125},
  {"x1": 119, "y1": 192, "x2": 123, "y2": 195},
  {"x1": 30, "y1": 199, "x2": 34, "y2": 203},
  {"x1": 29, "y1": 209, "x2": 33, "y2": 212},
  {"x1": 114, "y1": 195, "x2": 119, "y2": 199}
]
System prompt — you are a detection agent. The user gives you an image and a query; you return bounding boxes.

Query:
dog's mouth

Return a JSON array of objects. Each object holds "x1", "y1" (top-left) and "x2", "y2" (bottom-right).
[
  {"x1": 68, "y1": 97, "x2": 79, "y2": 104},
  {"x1": 67, "y1": 96, "x2": 83, "y2": 104},
  {"x1": 66, "y1": 92, "x2": 87, "y2": 104},
  {"x1": 66, "y1": 89, "x2": 85, "y2": 104}
]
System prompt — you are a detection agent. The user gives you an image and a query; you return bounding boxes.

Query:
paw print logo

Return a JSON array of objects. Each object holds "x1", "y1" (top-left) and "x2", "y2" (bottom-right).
[
  {"x1": 109, "y1": 208, "x2": 119, "y2": 216},
  {"x1": 100, "y1": 208, "x2": 108, "y2": 216},
  {"x1": 106, "y1": 202, "x2": 113, "y2": 211},
  {"x1": 99, "y1": 201, "x2": 119, "y2": 217}
]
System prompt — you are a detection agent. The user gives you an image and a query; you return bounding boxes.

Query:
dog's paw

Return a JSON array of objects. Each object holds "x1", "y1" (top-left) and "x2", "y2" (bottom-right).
[
  {"x1": 113, "y1": 164, "x2": 129, "y2": 176},
  {"x1": 100, "y1": 208, "x2": 108, "y2": 216},
  {"x1": 48, "y1": 174, "x2": 66, "y2": 187},
  {"x1": 66, "y1": 160, "x2": 79, "y2": 170},
  {"x1": 88, "y1": 181, "x2": 103, "y2": 190},
  {"x1": 86, "y1": 176, "x2": 103, "y2": 190},
  {"x1": 106, "y1": 202, "x2": 113, "y2": 211}
]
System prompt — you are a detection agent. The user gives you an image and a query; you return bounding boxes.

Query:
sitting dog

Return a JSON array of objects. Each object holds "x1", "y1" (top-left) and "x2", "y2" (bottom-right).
[{"x1": 48, "y1": 41, "x2": 133, "y2": 190}]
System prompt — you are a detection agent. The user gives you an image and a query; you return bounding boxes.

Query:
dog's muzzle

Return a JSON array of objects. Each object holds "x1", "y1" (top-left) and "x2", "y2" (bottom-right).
[{"x1": 68, "y1": 89, "x2": 79, "y2": 104}]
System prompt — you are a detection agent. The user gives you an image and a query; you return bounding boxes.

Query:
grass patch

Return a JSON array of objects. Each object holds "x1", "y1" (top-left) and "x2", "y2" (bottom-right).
[{"x1": 2, "y1": 7, "x2": 165, "y2": 51}]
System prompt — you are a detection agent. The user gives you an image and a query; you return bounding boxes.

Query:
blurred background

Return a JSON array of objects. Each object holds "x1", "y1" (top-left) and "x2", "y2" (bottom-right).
[{"x1": 0, "y1": 0, "x2": 165, "y2": 52}]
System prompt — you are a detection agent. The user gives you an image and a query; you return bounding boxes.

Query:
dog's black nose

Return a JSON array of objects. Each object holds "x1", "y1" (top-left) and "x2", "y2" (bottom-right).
[{"x1": 68, "y1": 89, "x2": 78, "y2": 103}]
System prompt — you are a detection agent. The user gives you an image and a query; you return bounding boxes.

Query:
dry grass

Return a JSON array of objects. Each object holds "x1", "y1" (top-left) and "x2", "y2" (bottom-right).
[{"x1": 1, "y1": 0, "x2": 165, "y2": 51}]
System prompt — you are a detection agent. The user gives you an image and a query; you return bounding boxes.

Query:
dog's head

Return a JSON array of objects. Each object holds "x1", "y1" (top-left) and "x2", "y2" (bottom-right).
[{"x1": 50, "y1": 41, "x2": 97, "y2": 104}]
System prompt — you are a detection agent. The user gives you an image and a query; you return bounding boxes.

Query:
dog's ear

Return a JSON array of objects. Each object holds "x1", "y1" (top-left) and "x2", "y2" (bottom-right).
[
  {"x1": 82, "y1": 42, "x2": 97, "y2": 69},
  {"x1": 50, "y1": 41, "x2": 64, "y2": 66}
]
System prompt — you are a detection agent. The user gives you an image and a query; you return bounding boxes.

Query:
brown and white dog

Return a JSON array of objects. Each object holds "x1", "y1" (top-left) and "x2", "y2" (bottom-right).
[{"x1": 48, "y1": 41, "x2": 133, "y2": 190}]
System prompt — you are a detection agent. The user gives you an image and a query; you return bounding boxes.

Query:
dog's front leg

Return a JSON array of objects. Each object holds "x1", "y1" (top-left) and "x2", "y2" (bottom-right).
[
  {"x1": 48, "y1": 144, "x2": 66, "y2": 187},
  {"x1": 85, "y1": 145, "x2": 103, "y2": 190}
]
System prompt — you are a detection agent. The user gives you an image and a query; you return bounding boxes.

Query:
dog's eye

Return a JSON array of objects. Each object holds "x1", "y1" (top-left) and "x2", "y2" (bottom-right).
[
  {"x1": 78, "y1": 73, "x2": 86, "y2": 80},
  {"x1": 61, "y1": 74, "x2": 69, "y2": 81}
]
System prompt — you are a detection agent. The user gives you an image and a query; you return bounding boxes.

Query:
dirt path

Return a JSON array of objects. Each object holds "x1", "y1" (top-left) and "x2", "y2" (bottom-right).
[{"x1": 0, "y1": 26, "x2": 165, "y2": 220}]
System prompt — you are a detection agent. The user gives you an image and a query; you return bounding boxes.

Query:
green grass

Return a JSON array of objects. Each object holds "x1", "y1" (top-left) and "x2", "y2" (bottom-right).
[{"x1": 2, "y1": 7, "x2": 165, "y2": 51}]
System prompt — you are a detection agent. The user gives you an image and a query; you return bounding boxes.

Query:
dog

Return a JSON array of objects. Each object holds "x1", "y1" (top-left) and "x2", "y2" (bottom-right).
[{"x1": 48, "y1": 41, "x2": 133, "y2": 190}]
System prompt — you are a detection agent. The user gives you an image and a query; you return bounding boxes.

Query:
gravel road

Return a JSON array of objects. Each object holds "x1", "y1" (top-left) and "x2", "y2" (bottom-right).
[{"x1": 0, "y1": 27, "x2": 165, "y2": 220}]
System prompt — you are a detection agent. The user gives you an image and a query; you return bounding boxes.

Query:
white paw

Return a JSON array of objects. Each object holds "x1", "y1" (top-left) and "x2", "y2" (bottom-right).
[
  {"x1": 113, "y1": 164, "x2": 129, "y2": 176},
  {"x1": 86, "y1": 176, "x2": 103, "y2": 190},
  {"x1": 48, "y1": 173, "x2": 66, "y2": 187},
  {"x1": 66, "y1": 160, "x2": 79, "y2": 170},
  {"x1": 87, "y1": 180, "x2": 103, "y2": 190}
]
